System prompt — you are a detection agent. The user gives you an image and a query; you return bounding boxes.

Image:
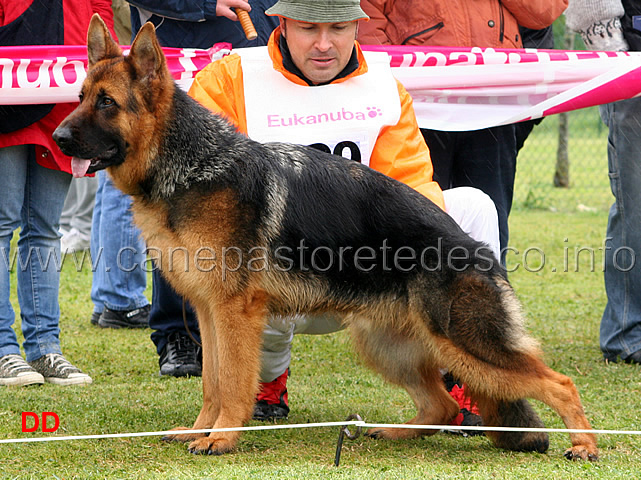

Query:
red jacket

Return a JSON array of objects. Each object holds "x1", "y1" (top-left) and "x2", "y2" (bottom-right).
[
  {"x1": 0, "y1": 0, "x2": 116, "y2": 174},
  {"x1": 358, "y1": 0, "x2": 567, "y2": 48},
  {"x1": 189, "y1": 27, "x2": 445, "y2": 209}
]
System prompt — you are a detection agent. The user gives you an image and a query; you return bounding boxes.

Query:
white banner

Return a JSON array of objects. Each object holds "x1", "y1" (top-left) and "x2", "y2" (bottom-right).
[{"x1": 2, "y1": 44, "x2": 641, "y2": 131}]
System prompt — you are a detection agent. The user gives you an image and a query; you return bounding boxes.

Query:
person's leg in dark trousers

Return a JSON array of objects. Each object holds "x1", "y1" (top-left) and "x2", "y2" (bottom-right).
[
  {"x1": 418, "y1": 129, "x2": 486, "y2": 431},
  {"x1": 150, "y1": 267, "x2": 202, "y2": 377},
  {"x1": 422, "y1": 126, "x2": 517, "y2": 259},
  {"x1": 515, "y1": 120, "x2": 538, "y2": 154},
  {"x1": 450, "y1": 125, "x2": 518, "y2": 260},
  {"x1": 421, "y1": 129, "x2": 456, "y2": 190}
]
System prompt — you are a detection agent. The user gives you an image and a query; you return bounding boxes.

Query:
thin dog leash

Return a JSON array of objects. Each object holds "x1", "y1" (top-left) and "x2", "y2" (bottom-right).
[{"x1": 182, "y1": 298, "x2": 202, "y2": 347}]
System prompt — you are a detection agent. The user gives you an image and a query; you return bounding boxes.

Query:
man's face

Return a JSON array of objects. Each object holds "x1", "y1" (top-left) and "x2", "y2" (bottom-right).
[{"x1": 280, "y1": 18, "x2": 358, "y2": 85}]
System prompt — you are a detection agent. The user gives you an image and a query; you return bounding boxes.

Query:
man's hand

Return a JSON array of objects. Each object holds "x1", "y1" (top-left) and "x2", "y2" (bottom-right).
[{"x1": 216, "y1": 0, "x2": 252, "y2": 21}]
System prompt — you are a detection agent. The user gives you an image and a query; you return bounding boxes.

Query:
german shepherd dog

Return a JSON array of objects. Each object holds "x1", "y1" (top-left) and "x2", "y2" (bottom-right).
[{"x1": 54, "y1": 15, "x2": 598, "y2": 460}]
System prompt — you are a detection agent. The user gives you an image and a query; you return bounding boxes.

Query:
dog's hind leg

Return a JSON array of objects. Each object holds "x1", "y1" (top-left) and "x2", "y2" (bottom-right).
[
  {"x1": 439, "y1": 274, "x2": 597, "y2": 459},
  {"x1": 349, "y1": 321, "x2": 460, "y2": 440},
  {"x1": 522, "y1": 361, "x2": 598, "y2": 461},
  {"x1": 366, "y1": 364, "x2": 461, "y2": 440},
  {"x1": 457, "y1": 353, "x2": 598, "y2": 460},
  {"x1": 187, "y1": 289, "x2": 268, "y2": 455},
  {"x1": 473, "y1": 395, "x2": 549, "y2": 453}
]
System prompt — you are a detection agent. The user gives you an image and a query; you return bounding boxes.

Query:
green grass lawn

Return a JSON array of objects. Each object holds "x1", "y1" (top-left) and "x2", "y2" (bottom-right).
[{"x1": 1, "y1": 206, "x2": 640, "y2": 479}]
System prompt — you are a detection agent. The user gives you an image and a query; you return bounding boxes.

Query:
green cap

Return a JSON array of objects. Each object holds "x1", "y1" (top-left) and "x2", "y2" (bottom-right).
[{"x1": 265, "y1": 0, "x2": 369, "y2": 23}]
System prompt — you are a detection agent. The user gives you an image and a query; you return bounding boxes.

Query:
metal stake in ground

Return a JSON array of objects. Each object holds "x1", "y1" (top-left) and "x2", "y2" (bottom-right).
[{"x1": 334, "y1": 414, "x2": 363, "y2": 467}]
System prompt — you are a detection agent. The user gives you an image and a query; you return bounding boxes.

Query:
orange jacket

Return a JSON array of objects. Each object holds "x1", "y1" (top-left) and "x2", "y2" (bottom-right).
[
  {"x1": 358, "y1": 0, "x2": 567, "y2": 48},
  {"x1": 188, "y1": 27, "x2": 445, "y2": 210}
]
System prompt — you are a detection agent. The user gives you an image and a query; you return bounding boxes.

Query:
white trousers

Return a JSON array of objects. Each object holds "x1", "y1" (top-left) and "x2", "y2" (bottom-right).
[{"x1": 260, "y1": 186, "x2": 499, "y2": 382}]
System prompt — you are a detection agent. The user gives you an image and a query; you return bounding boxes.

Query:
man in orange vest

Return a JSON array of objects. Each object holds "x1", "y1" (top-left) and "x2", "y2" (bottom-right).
[{"x1": 189, "y1": 0, "x2": 498, "y2": 426}]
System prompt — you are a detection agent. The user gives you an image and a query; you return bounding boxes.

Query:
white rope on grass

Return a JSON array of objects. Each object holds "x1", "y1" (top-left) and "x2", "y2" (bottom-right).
[
  {"x1": 365, "y1": 423, "x2": 641, "y2": 436},
  {"x1": 0, "y1": 421, "x2": 362, "y2": 444},
  {"x1": 1, "y1": 420, "x2": 641, "y2": 445}
]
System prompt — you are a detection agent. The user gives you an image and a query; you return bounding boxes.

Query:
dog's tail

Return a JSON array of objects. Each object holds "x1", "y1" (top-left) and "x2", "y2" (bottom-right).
[
  {"x1": 434, "y1": 271, "x2": 549, "y2": 452},
  {"x1": 439, "y1": 272, "x2": 540, "y2": 370}
]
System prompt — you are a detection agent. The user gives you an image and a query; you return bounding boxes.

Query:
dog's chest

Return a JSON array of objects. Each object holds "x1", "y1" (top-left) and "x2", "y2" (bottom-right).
[
  {"x1": 129, "y1": 197, "x2": 243, "y2": 300},
  {"x1": 131, "y1": 202, "x2": 173, "y2": 247}
]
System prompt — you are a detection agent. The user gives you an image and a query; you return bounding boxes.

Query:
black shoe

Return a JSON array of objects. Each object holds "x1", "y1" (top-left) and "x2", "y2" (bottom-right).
[
  {"x1": 626, "y1": 351, "x2": 641, "y2": 364},
  {"x1": 253, "y1": 399, "x2": 290, "y2": 421},
  {"x1": 159, "y1": 332, "x2": 202, "y2": 377},
  {"x1": 98, "y1": 305, "x2": 150, "y2": 329},
  {"x1": 252, "y1": 369, "x2": 289, "y2": 421},
  {"x1": 604, "y1": 350, "x2": 641, "y2": 364},
  {"x1": 460, "y1": 408, "x2": 483, "y2": 429},
  {"x1": 90, "y1": 311, "x2": 101, "y2": 326}
]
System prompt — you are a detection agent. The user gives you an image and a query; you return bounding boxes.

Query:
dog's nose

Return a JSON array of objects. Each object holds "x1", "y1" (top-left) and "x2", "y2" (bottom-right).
[{"x1": 52, "y1": 125, "x2": 72, "y2": 149}]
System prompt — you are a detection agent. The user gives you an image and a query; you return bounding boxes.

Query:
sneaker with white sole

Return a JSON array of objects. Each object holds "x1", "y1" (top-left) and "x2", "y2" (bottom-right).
[
  {"x1": 60, "y1": 227, "x2": 90, "y2": 254},
  {"x1": 29, "y1": 354, "x2": 92, "y2": 386},
  {"x1": 0, "y1": 354, "x2": 45, "y2": 387}
]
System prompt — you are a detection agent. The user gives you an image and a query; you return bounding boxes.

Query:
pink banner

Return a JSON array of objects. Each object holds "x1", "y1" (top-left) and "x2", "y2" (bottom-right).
[
  {"x1": 364, "y1": 45, "x2": 641, "y2": 130},
  {"x1": 0, "y1": 44, "x2": 230, "y2": 105},
  {"x1": 2, "y1": 44, "x2": 641, "y2": 131}
]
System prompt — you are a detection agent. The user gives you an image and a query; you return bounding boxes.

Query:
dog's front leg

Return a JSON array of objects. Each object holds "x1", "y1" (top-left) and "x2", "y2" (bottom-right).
[
  {"x1": 187, "y1": 290, "x2": 268, "y2": 455},
  {"x1": 162, "y1": 303, "x2": 220, "y2": 444}
]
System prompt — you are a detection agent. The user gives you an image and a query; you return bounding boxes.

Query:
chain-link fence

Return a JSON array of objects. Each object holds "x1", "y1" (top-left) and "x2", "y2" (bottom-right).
[
  {"x1": 513, "y1": 20, "x2": 613, "y2": 214},
  {"x1": 514, "y1": 107, "x2": 611, "y2": 213}
]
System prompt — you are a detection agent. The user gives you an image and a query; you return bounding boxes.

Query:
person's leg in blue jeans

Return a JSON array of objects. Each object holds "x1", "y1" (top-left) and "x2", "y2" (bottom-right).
[
  {"x1": 599, "y1": 97, "x2": 641, "y2": 363},
  {"x1": 91, "y1": 171, "x2": 149, "y2": 327},
  {"x1": 0, "y1": 145, "x2": 90, "y2": 386},
  {"x1": 0, "y1": 145, "x2": 36, "y2": 360},
  {"x1": 0, "y1": 145, "x2": 92, "y2": 385},
  {"x1": 0, "y1": 145, "x2": 70, "y2": 360}
]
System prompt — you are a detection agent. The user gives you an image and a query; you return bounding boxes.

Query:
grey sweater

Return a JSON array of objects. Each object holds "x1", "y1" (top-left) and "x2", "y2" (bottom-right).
[{"x1": 565, "y1": 0, "x2": 629, "y2": 50}]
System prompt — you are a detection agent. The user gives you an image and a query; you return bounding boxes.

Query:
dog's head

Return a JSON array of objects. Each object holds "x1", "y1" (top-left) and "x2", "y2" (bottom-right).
[{"x1": 53, "y1": 14, "x2": 172, "y2": 179}]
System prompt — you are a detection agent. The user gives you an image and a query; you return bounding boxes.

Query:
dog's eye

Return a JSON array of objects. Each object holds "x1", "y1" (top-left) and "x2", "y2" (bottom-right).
[{"x1": 97, "y1": 96, "x2": 116, "y2": 109}]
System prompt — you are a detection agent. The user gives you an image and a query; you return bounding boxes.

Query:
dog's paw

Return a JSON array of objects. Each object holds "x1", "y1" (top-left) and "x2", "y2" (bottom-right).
[
  {"x1": 563, "y1": 445, "x2": 599, "y2": 461},
  {"x1": 365, "y1": 428, "x2": 385, "y2": 439},
  {"x1": 187, "y1": 436, "x2": 236, "y2": 455},
  {"x1": 162, "y1": 426, "x2": 207, "y2": 444},
  {"x1": 366, "y1": 427, "x2": 405, "y2": 439},
  {"x1": 366, "y1": 426, "x2": 436, "y2": 440}
]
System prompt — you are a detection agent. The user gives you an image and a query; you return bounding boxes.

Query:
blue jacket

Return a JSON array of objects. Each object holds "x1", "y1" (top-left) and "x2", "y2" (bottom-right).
[{"x1": 127, "y1": 0, "x2": 279, "y2": 48}]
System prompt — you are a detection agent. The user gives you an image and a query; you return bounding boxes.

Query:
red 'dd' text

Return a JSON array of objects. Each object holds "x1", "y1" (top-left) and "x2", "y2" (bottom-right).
[{"x1": 21, "y1": 412, "x2": 59, "y2": 433}]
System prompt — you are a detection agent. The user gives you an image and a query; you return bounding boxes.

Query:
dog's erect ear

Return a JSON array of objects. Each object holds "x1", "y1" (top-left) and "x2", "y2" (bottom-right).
[
  {"x1": 128, "y1": 22, "x2": 167, "y2": 84},
  {"x1": 86, "y1": 14, "x2": 122, "y2": 68}
]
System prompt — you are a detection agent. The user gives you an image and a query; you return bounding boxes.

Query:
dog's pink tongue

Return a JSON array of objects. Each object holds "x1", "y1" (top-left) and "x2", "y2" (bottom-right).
[{"x1": 71, "y1": 158, "x2": 92, "y2": 178}]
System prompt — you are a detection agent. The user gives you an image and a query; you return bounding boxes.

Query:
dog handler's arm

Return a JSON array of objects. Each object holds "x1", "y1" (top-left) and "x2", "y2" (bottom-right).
[
  {"x1": 369, "y1": 81, "x2": 445, "y2": 211},
  {"x1": 359, "y1": 0, "x2": 393, "y2": 45}
]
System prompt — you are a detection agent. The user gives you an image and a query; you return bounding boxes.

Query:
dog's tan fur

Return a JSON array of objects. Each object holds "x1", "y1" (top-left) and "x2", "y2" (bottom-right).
[{"x1": 53, "y1": 15, "x2": 598, "y2": 460}]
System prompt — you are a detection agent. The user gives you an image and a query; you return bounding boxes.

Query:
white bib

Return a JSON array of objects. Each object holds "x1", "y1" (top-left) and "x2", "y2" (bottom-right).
[{"x1": 238, "y1": 47, "x2": 401, "y2": 166}]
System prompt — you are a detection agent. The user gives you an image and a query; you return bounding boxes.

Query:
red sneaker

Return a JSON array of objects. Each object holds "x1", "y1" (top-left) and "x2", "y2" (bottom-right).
[
  {"x1": 253, "y1": 368, "x2": 290, "y2": 420},
  {"x1": 443, "y1": 373, "x2": 483, "y2": 435}
]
